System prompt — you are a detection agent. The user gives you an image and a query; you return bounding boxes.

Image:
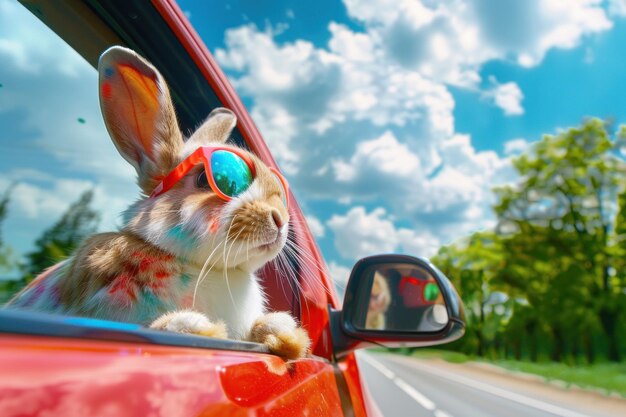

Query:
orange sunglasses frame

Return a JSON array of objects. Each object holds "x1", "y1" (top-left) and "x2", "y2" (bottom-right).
[{"x1": 150, "y1": 146, "x2": 289, "y2": 209}]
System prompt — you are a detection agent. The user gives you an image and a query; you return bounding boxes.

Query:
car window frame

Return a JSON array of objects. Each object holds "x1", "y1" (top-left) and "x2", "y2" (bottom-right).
[{"x1": 4, "y1": 0, "x2": 312, "y2": 354}]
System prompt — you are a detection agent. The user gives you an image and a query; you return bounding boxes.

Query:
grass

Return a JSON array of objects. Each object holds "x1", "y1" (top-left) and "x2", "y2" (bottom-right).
[
  {"x1": 409, "y1": 348, "x2": 471, "y2": 363},
  {"x1": 489, "y1": 360, "x2": 626, "y2": 397},
  {"x1": 405, "y1": 349, "x2": 626, "y2": 397}
]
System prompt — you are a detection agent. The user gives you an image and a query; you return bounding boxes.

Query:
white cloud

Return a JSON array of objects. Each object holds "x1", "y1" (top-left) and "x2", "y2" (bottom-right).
[
  {"x1": 305, "y1": 215, "x2": 325, "y2": 238},
  {"x1": 343, "y1": 0, "x2": 612, "y2": 82},
  {"x1": 608, "y1": 0, "x2": 626, "y2": 16},
  {"x1": 327, "y1": 206, "x2": 440, "y2": 261},
  {"x1": 0, "y1": 0, "x2": 134, "y2": 182},
  {"x1": 483, "y1": 77, "x2": 524, "y2": 116},
  {"x1": 328, "y1": 207, "x2": 397, "y2": 259},
  {"x1": 473, "y1": 0, "x2": 611, "y2": 67},
  {"x1": 215, "y1": 23, "x2": 455, "y2": 173},
  {"x1": 326, "y1": 130, "x2": 513, "y2": 232},
  {"x1": 0, "y1": 0, "x2": 88, "y2": 77},
  {"x1": 215, "y1": 24, "x2": 342, "y2": 171},
  {"x1": 327, "y1": 261, "x2": 352, "y2": 298},
  {"x1": 504, "y1": 138, "x2": 530, "y2": 155},
  {"x1": 0, "y1": 0, "x2": 138, "y2": 258},
  {"x1": 1, "y1": 177, "x2": 92, "y2": 220},
  {"x1": 332, "y1": 131, "x2": 425, "y2": 182},
  {"x1": 419, "y1": 134, "x2": 515, "y2": 229},
  {"x1": 212, "y1": 0, "x2": 618, "y2": 264},
  {"x1": 0, "y1": 172, "x2": 133, "y2": 271},
  {"x1": 215, "y1": 20, "x2": 520, "y2": 251},
  {"x1": 328, "y1": 22, "x2": 376, "y2": 63},
  {"x1": 343, "y1": 0, "x2": 435, "y2": 28}
]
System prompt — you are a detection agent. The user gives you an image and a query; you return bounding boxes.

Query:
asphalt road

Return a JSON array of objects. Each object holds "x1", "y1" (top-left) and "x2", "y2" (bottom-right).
[{"x1": 358, "y1": 352, "x2": 620, "y2": 417}]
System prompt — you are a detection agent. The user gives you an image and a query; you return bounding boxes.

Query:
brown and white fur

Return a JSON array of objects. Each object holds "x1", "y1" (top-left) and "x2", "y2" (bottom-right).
[
  {"x1": 6, "y1": 46, "x2": 310, "y2": 359},
  {"x1": 366, "y1": 271, "x2": 391, "y2": 330}
]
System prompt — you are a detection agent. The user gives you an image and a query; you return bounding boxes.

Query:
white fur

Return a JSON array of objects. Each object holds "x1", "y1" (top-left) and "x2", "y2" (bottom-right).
[
  {"x1": 183, "y1": 263, "x2": 266, "y2": 339},
  {"x1": 256, "y1": 311, "x2": 298, "y2": 333},
  {"x1": 156, "y1": 310, "x2": 213, "y2": 333}
]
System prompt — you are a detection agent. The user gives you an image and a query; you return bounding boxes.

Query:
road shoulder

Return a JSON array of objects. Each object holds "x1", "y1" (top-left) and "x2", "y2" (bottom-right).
[{"x1": 379, "y1": 353, "x2": 626, "y2": 417}]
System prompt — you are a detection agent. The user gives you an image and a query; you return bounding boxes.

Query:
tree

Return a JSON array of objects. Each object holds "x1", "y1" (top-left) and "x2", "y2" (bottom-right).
[
  {"x1": 435, "y1": 119, "x2": 626, "y2": 363},
  {"x1": 433, "y1": 231, "x2": 507, "y2": 357},
  {"x1": 23, "y1": 190, "x2": 100, "y2": 280},
  {"x1": 493, "y1": 118, "x2": 625, "y2": 361},
  {"x1": 0, "y1": 187, "x2": 20, "y2": 303},
  {"x1": 0, "y1": 187, "x2": 15, "y2": 272}
]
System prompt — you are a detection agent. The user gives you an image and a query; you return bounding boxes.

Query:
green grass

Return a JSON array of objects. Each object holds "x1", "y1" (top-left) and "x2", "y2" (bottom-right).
[
  {"x1": 488, "y1": 360, "x2": 626, "y2": 397},
  {"x1": 409, "y1": 348, "x2": 472, "y2": 363}
]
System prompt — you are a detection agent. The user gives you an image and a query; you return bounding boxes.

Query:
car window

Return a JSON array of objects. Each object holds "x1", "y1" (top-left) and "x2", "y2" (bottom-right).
[
  {"x1": 0, "y1": 1, "x2": 303, "y2": 344},
  {"x1": 0, "y1": 1, "x2": 137, "y2": 302}
]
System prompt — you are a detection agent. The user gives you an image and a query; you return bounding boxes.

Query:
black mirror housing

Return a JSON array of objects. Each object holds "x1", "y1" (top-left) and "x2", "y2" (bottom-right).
[{"x1": 330, "y1": 254, "x2": 466, "y2": 358}]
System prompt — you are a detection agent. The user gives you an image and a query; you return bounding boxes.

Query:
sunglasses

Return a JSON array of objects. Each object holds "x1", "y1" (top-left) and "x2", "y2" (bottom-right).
[{"x1": 150, "y1": 146, "x2": 289, "y2": 209}]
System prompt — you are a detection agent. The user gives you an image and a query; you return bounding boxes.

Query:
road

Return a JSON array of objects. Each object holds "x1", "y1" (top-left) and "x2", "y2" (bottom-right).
[{"x1": 358, "y1": 352, "x2": 624, "y2": 417}]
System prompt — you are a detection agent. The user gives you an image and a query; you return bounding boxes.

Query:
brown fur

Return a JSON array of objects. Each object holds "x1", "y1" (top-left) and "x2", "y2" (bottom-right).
[
  {"x1": 249, "y1": 314, "x2": 311, "y2": 360},
  {"x1": 59, "y1": 232, "x2": 180, "y2": 311},
  {"x1": 228, "y1": 154, "x2": 289, "y2": 242},
  {"x1": 99, "y1": 47, "x2": 183, "y2": 196},
  {"x1": 186, "y1": 108, "x2": 237, "y2": 149},
  {"x1": 366, "y1": 271, "x2": 391, "y2": 330},
  {"x1": 151, "y1": 310, "x2": 228, "y2": 339}
]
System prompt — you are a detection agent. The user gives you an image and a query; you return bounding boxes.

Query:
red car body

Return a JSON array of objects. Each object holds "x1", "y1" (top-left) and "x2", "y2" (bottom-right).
[{"x1": 0, "y1": 1, "x2": 380, "y2": 416}]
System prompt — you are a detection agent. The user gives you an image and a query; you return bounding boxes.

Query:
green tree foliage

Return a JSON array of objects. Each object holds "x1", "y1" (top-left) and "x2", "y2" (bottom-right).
[
  {"x1": 436, "y1": 119, "x2": 626, "y2": 363},
  {"x1": 23, "y1": 189, "x2": 100, "y2": 280},
  {"x1": 434, "y1": 232, "x2": 506, "y2": 357},
  {"x1": 0, "y1": 187, "x2": 19, "y2": 303},
  {"x1": 0, "y1": 187, "x2": 15, "y2": 272}
]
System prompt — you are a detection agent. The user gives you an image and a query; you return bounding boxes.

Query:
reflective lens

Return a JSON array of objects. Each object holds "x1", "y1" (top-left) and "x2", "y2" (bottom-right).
[
  {"x1": 424, "y1": 282, "x2": 440, "y2": 302},
  {"x1": 271, "y1": 171, "x2": 288, "y2": 208},
  {"x1": 210, "y1": 150, "x2": 253, "y2": 197}
]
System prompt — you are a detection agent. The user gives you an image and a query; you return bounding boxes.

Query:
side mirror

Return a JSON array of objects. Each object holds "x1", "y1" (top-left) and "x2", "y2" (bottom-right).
[{"x1": 330, "y1": 254, "x2": 465, "y2": 358}]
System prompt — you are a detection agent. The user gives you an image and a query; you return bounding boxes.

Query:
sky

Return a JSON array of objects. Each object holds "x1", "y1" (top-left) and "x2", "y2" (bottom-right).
[{"x1": 2, "y1": 0, "x2": 626, "y2": 286}]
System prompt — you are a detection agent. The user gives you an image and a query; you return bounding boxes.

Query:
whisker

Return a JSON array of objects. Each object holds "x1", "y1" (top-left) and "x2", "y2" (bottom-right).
[
  {"x1": 281, "y1": 241, "x2": 333, "y2": 300},
  {"x1": 223, "y1": 218, "x2": 245, "y2": 309},
  {"x1": 192, "y1": 238, "x2": 225, "y2": 308},
  {"x1": 283, "y1": 239, "x2": 330, "y2": 283}
]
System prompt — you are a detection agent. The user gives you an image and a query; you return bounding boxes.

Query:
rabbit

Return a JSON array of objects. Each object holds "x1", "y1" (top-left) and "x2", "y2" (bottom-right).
[
  {"x1": 5, "y1": 46, "x2": 310, "y2": 360},
  {"x1": 366, "y1": 271, "x2": 391, "y2": 330}
]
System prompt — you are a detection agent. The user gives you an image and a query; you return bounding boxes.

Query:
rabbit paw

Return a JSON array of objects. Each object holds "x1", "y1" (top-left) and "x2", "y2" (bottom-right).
[
  {"x1": 249, "y1": 312, "x2": 311, "y2": 360},
  {"x1": 150, "y1": 310, "x2": 228, "y2": 339}
]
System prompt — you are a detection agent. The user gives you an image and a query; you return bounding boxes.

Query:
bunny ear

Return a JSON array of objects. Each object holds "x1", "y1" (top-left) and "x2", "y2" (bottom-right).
[
  {"x1": 187, "y1": 107, "x2": 237, "y2": 146},
  {"x1": 98, "y1": 46, "x2": 182, "y2": 180}
]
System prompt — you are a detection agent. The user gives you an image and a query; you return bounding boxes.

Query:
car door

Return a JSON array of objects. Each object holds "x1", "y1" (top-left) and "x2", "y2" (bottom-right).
[{"x1": 0, "y1": 1, "x2": 375, "y2": 416}]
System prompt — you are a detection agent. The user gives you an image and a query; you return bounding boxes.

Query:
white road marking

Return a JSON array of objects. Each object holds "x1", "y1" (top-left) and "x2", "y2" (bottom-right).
[
  {"x1": 361, "y1": 354, "x2": 396, "y2": 379},
  {"x1": 360, "y1": 353, "x2": 449, "y2": 415},
  {"x1": 390, "y1": 357, "x2": 593, "y2": 417},
  {"x1": 394, "y1": 377, "x2": 436, "y2": 411}
]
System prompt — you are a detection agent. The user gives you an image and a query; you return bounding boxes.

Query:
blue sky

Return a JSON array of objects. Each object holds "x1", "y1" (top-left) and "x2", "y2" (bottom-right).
[{"x1": 2, "y1": 0, "x2": 626, "y2": 285}]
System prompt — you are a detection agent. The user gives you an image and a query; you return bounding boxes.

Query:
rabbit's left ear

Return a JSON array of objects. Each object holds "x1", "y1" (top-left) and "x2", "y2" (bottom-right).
[
  {"x1": 187, "y1": 107, "x2": 237, "y2": 146},
  {"x1": 98, "y1": 46, "x2": 182, "y2": 186}
]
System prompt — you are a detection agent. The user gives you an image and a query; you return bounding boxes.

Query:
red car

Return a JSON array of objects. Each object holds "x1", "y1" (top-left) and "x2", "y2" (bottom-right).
[{"x1": 0, "y1": 1, "x2": 465, "y2": 416}]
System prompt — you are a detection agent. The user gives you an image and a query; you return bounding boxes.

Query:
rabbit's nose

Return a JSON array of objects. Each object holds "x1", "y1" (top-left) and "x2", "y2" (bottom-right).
[{"x1": 271, "y1": 210, "x2": 284, "y2": 229}]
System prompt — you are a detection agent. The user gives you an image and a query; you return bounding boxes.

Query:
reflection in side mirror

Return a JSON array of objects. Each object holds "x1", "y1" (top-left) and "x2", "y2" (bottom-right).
[
  {"x1": 356, "y1": 263, "x2": 449, "y2": 332},
  {"x1": 330, "y1": 254, "x2": 465, "y2": 358}
]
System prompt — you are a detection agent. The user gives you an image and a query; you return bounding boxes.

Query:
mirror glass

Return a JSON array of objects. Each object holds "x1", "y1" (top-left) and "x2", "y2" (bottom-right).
[{"x1": 353, "y1": 262, "x2": 449, "y2": 332}]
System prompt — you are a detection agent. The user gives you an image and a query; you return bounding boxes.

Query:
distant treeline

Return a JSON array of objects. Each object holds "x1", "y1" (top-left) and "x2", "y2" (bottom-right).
[
  {"x1": 433, "y1": 119, "x2": 626, "y2": 363},
  {"x1": 0, "y1": 189, "x2": 99, "y2": 304}
]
